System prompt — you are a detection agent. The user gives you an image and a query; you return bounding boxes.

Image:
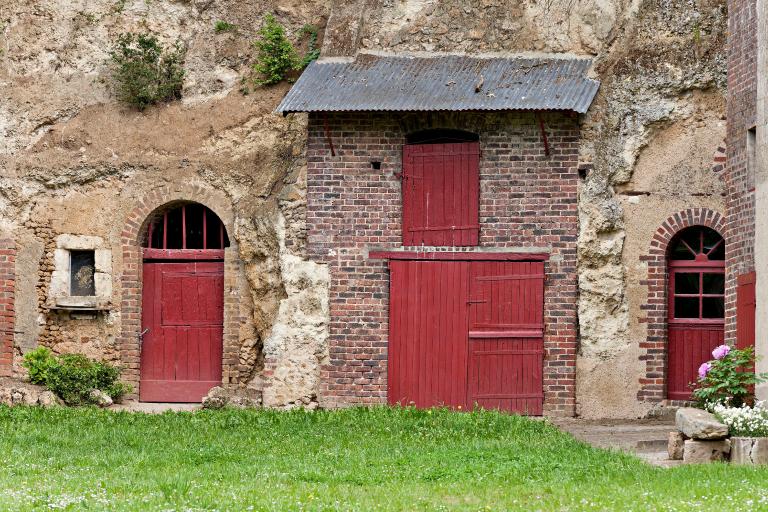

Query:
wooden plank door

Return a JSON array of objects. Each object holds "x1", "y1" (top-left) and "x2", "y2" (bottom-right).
[
  {"x1": 388, "y1": 260, "x2": 470, "y2": 409},
  {"x1": 467, "y1": 261, "x2": 545, "y2": 414},
  {"x1": 140, "y1": 261, "x2": 224, "y2": 402}
]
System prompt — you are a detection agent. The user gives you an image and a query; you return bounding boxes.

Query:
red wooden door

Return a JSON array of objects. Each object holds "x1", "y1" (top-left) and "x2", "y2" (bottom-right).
[
  {"x1": 467, "y1": 262, "x2": 545, "y2": 414},
  {"x1": 388, "y1": 260, "x2": 470, "y2": 409},
  {"x1": 666, "y1": 227, "x2": 725, "y2": 400},
  {"x1": 388, "y1": 260, "x2": 544, "y2": 414},
  {"x1": 402, "y1": 143, "x2": 480, "y2": 246},
  {"x1": 140, "y1": 261, "x2": 224, "y2": 402}
]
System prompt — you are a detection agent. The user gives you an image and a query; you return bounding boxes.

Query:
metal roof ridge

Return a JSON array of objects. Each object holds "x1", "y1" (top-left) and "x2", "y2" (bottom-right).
[{"x1": 355, "y1": 49, "x2": 596, "y2": 62}]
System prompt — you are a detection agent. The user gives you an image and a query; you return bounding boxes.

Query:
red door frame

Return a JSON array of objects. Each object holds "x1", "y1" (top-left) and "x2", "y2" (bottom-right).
[{"x1": 139, "y1": 248, "x2": 224, "y2": 402}]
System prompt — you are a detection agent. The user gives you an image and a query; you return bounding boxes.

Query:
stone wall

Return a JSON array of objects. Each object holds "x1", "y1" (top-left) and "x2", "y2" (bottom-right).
[{"x1": 306, "y1": 111, "x2": 580, "y2": 416}]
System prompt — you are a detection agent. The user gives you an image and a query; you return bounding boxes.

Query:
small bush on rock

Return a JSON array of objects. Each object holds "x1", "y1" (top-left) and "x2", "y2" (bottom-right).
[
  {"x1": 109, "y1": 32, "x2": 185, "y2": 110},
  {"x1": 22, "y1": 347, "x2": 57, "y2": 385},
  {"x1": 23, "y1": 350, "x2": 131, "y2": 406},
  {"x1": 713, "y1": 402, "x2": 768, "y2": 437},
  {"x1": 252, "y1": 14, "x2": 300, "y2": 86}
]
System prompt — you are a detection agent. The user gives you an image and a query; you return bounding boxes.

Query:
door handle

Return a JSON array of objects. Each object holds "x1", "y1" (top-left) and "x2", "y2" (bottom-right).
[{"x1": 139, "y1": 328, "x2": 150, "y2": 344}]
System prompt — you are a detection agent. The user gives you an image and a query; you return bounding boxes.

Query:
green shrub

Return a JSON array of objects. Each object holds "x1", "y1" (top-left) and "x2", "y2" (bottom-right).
[
  {"x1": 108, "y1": 32, "x2": 185, "y2": 110},
  {"x1": 32, "y1": 353, "x2": 132, "y2": 406},
  {"x1": 214, "y1": 20, "x2": 236, "y2": 33},
  {"x1": 22, "y1": 347, "x2": 57, "y2": 385},
  {"x1": 252, "y1": 14, "x2": 301, "y2": 86}
]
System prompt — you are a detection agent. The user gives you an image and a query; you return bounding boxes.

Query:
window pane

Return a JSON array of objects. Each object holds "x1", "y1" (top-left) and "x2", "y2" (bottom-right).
[
  {"x1": 166, "y1": 207, "x2": 184, "y2": 249},
  {"x1": 674, "y1": 297, "x2": 699, "y2": 319},
  {"x1": 708, "y1": 240, "x2": 725, "y2": 260},
  {"x1": 674, "y1": 273, "x2": 699, "y2": 294},
  {"x1": 702, "y1": 297, "x2": 725, "y2": 319},
  {"x1": 702, "y1": 273, "x2": 725, "y2": 294},
  {"x1": 670, "y1": 240, "x2": 696, "y2": 260},
  {"x1": 70, "y1": 250, "x2": 95, "y2": 296},
  {"x1": 185, "y1": 203, "x2": 205, "y2": 249},
  {"x1": 149, "y1": 218, "x2": 164, "y2": 249},
  {"x1": 702, "y1": 228, "x2": 722, "y2": 255}
]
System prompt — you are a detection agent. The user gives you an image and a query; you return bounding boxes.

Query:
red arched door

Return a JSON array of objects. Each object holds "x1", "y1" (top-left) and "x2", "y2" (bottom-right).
[
  {"x1": 667, "y1": 226, "x2": 725, "y2": 400},
  {"x1": 139, "y1": 203, "x2": 229, "y2": 402}
]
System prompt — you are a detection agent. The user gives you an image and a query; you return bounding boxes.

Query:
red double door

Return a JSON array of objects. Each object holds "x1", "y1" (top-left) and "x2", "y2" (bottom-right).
[
  {"x1": 140, "y1": 262, "x2": 224, "y2": 402},
  {"x1": 388, "y1": 260, "x2": 545, "y2": 415}
]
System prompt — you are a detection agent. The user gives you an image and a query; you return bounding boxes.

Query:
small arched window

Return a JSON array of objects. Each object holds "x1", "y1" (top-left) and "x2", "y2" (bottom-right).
[
  {"x1": 145, "y1": 203, "x2": 229, "y2": 250},
  {"x1": 668, "y1": 226, "x2": 725, "y2": 321}
]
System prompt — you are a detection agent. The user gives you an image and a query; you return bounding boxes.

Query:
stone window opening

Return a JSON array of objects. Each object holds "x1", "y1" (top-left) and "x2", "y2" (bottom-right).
[{"x1": 49, "y1": 235, "x2": 112, "y2": 309}]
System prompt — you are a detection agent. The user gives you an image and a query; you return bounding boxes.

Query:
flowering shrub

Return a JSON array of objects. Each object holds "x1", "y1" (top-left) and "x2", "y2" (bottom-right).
[
  {"x1": 692, "y1": 345, "x2": 766, "y2": 408},
  {"x1": 713, "y1": 402, "x2": 768, "y2": 437}
]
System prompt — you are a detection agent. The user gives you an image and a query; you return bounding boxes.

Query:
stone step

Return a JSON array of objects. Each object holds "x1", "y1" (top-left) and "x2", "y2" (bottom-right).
[{"x1": 635, "y1": 438, "x2": 669, "y2": 452}]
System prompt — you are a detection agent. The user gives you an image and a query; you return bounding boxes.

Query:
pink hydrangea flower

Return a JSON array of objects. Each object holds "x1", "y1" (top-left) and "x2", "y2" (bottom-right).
[
  {"x1": 698, "y1": 362, "x2": 712, "y2": 379},
  {"x1": 712, "y1": 344, "x2": 731, "y2": 360}
]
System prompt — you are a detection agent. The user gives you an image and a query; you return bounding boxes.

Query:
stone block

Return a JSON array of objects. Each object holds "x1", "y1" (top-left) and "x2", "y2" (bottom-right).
[
  {"x1": 94, "y1": 249, "x2": 112, "y2": 273},
  {"x1": 683, "y1": 439, "x2": 730, "y2": 463},
  {"x1": 668, "y1": 431, "x2": 685, "y2": 460},
  {"x1": 676, "y1": 407, "x2": 729, "y2": 440},
  {"x1": 730, "y1": 437, "x2": 768, "y2": 465},
  {"x1": 94, "y1": 272, "x2": 112, "y2": 298},
  {"x1": 55, "y1": 234, "x2": 103, "y2": 250}
]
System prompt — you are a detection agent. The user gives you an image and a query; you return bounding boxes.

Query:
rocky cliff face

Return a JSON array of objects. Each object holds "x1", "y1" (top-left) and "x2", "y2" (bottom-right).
[{"x1": 1, "y1": 0, "x2": 727, "y2": 416}]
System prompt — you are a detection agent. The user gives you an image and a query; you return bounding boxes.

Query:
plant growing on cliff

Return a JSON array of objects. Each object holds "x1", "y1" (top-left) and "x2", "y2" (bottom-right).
[
  {"x1": 693, "y1": 345, "x2": 767, "y2": 409},
  {"x1": 108, "y1": 32, "x2": 185, "y2": 110},
  {"x1": 252, "y1": 14, "x2": 300, "y2": 86},
  {"x1": 251, "y1": 15, "x2": 319, "y2": 87}
]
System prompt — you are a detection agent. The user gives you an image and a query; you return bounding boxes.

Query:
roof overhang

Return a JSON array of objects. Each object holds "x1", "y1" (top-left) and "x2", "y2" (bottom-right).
[{"x1": 276, "y1": 52, "x2": 600, "y2": 115}]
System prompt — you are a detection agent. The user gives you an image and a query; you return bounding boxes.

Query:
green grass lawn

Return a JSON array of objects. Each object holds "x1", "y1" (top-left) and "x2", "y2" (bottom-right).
[{"x1": 1, "y1": 407, "x2": 767, "y2": 511}]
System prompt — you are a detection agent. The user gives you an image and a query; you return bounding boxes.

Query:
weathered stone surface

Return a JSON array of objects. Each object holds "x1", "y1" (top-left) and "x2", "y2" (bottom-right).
[
  {"x1": 89, "y1": 389, "x2": 113, "y2": 408},
  {"x1": 676, "y1": 408, "x2": 729, "y2": 440},
  {"x1": 683, "y1": 439, "x2": 731, "y2": 463},
  {"x1": 37, "y1": 390, "x2": 62, "y2": 407},
  {"x1": 202, "y1": 386, "x2": 262, "y2": 409},
  {"x1": 730, "y1": 437, "x2": 768, "y2": 465},
  {"x1": 668, "y1": 431, "x2": 685, "y2": 460}
]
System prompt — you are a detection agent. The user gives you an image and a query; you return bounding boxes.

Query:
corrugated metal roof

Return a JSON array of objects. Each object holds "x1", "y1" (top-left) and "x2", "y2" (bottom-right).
[{"x1": 276, "y1": 54, "x2": 600, "y2": 114}]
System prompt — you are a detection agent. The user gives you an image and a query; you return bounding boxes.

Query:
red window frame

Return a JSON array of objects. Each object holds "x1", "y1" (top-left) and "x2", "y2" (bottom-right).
[{"x1": 668, "y1": 228, "x2": 725, "y2": 325}]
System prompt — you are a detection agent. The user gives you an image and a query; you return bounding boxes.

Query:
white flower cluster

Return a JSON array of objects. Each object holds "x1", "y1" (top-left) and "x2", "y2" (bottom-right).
[{"x1": 713, "y1": 401, "x2": 768, "y2": 437}]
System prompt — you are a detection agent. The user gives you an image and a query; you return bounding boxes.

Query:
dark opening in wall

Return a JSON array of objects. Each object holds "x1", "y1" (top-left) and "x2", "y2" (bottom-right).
[
  {"x1": 70, "y1": 250, "x2": 96, "y2": 296},
  {"x1": 147, "y1": 203, "x2": 230, "y2": 250},
  {"x1": 406, "y1": 129, "x2": 479, "y2": 145}
]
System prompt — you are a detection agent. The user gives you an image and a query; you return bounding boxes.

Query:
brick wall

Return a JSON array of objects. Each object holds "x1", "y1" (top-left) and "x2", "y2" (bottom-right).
[
  {"x1": 725, "y1": 0, "x2": 757, "y2": 342},
  {"x1": 0, "y1": 239, "x2": 16, "y2": 378},
  {"x1": 306, "y1": 111, "x2": 580, "y2": 416}
]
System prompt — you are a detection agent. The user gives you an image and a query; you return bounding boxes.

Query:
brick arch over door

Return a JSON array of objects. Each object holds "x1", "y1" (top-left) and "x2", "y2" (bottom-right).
[
  {"x1": 119, "y1": 184, "x2": 241, "y2": 399},
  {"x1": 637, "y1": 208, "x2": 726, "y2": 403}
]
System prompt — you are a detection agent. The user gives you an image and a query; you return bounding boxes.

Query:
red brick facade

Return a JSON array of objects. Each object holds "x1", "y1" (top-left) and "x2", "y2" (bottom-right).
[
  {"x1": 637, "y1": 208, "x2": 726, "y2": 403},
  {"x1": 306, "y1": 111, "x2": 580, "y2": 416},
  {"x1": 725, "y1": 0, "x2": 757, "y2": 342},
  {"x1": 0, "y1": 239, "x2": 15, "y2": 378}
]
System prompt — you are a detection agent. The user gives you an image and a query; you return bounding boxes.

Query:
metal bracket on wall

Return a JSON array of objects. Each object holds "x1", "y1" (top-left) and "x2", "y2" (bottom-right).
[{"x1": 536, "y1": 112, "x2": 550, "y2": 157}]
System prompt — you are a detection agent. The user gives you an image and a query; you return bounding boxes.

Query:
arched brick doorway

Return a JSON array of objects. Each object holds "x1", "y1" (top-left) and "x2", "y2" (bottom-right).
[
  {"x1": 138, "y1": 202, "x2": 230, "y2": 402},
  {"x1": 667, "y1": 226, "x2": 725, "y2": 400}
]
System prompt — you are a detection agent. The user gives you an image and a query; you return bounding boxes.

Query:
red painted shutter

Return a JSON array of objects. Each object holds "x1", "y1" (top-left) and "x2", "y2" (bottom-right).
[
  {"x1": 402, "y1": 142, "x2": 480, "y2": 246},
  {"x1": 736, "y1": 272, "x2": 756, "y2": 350}
]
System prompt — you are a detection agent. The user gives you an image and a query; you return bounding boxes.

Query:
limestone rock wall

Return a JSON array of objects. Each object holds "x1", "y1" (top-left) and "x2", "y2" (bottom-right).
[{"x1": 0, "y1": 0, "x2": 331, "y2": 405}]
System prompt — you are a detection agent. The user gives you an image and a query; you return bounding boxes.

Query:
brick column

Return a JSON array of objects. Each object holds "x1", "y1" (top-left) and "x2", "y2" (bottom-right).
[{"x1": 0, "y1": 239, "x2": 16, "y2": 377}]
